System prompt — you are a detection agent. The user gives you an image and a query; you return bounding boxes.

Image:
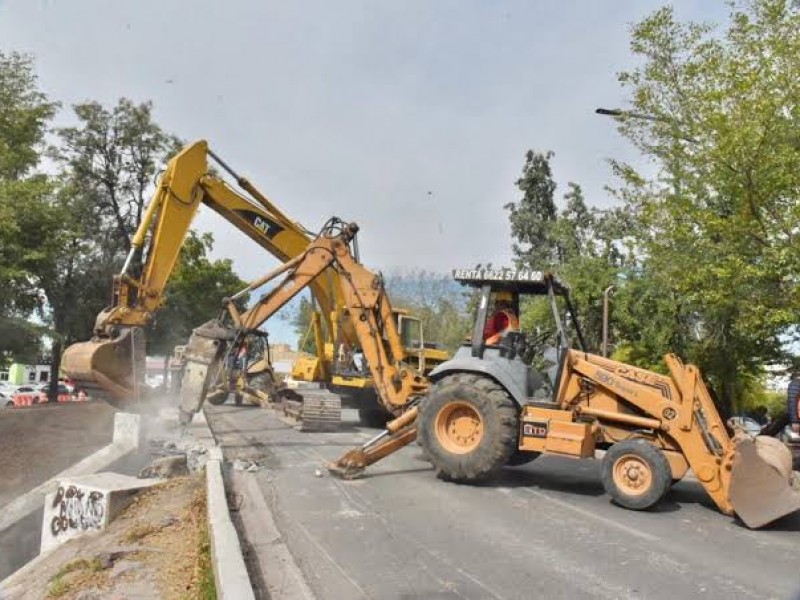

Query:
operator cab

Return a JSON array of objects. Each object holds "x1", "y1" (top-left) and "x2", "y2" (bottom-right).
[{"x1": 443, "y1": 267, "x2": 586, "y2": 402}]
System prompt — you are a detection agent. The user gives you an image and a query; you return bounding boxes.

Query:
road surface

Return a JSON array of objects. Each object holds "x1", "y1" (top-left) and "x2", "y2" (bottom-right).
[
  {"x1": 207, "y1": 404, "x2": 800, "y2": 600},
  {"x1": 0, "y1": 401, "x2": 117, "y2": 508}
]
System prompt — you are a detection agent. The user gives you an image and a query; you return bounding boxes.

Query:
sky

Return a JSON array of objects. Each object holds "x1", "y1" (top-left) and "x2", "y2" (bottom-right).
[{"x1": 0, "y1": 0, "x2": 729, "y2": 343}]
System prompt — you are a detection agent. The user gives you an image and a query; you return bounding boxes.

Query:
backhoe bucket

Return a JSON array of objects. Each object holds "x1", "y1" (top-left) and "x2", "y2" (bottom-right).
[
  {"x1": 728, "y1": 436, "x2": 800, "y2": 528},
  {"x1": 62, "y1": 329, "x2": 139, "y2": 406}
]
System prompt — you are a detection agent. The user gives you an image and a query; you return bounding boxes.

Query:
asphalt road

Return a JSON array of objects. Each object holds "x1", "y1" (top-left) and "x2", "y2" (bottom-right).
[
  {"x1": 207, "y1": 404, "x2": 800, "y2": 600},
  {"x1": 0, "y1": 401, "x2": 117, "y2": 508}
]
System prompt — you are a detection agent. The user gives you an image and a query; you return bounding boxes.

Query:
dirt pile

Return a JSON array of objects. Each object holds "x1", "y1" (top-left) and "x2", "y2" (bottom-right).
[{"x1": 2, "y1": 475, "x2": 214, "y2": 600}]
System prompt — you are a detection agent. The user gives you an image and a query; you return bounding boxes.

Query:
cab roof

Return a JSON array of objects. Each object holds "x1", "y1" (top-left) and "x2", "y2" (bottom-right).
[{"x1": 452, "y1": 267, "x2": 569, "y2": 295}]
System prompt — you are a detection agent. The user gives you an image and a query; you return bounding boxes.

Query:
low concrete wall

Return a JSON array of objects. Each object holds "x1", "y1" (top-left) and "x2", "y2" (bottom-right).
[{"x1": 40, "y1": 473, "x2": 160, "y2": 553}]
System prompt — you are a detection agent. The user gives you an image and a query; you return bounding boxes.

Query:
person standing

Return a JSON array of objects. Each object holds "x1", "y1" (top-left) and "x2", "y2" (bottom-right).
[{"x1": 788, "y1": 368, "x2": 800, "y2": 433}]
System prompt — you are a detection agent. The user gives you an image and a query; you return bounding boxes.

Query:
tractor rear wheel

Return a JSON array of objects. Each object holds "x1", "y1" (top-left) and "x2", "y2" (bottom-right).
[
  {"x1": 601, "y1": 439, "x2": 671, "y2": 510},
  {"x1": 419, "y1": 373, "x2": 518, "y2": 482},
  {"x1": 355, "y1": 388, "x2": 391, "y2": 428}
]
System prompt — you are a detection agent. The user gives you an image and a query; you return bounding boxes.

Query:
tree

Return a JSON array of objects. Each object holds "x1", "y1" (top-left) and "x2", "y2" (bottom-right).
[
  {"x1": 53, "y1": 99, "x2": 182, "y2": 257},
  {"x1": 505, "y1": 150, "x2": 560, "y2": 267},
  {"x1": 384, "y1": 270, "x2": 473, "y2": 353},
  {"x1": 0, "y1": 51, "x2": 58, "y2": 364},
  {"x1": 611, "y1": 0, "x2": 800, "y2": 411},
  {"x1": 506, "y1": 150, "x2": 635, "y2": 352},
  {"x1": 290, "y1": 296, "x2": 318, "y2": 354},
  {"x1": 149, "y1": 231, "x2": 248, "y2": 357}
]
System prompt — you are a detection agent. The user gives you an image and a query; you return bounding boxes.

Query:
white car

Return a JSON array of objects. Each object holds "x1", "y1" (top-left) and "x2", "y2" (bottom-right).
[{"x1": 0, "y1": 382, "x2": 19, "y2": 395}]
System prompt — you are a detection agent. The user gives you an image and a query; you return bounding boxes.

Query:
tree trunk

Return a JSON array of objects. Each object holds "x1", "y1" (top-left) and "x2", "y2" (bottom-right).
[
  {"x1": 162, "y1": 354, "x2": 170, "y2": 392},
  {"x1": 48, "y1": 338, "x2": 62, "y2": 403}
]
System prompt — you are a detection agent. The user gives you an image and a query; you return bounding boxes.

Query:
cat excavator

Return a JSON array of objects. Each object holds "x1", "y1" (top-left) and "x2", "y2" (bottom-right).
[
  {"x1": 327, "y1": 268, "x2": 800, "y2": 529},
  {"x1": 61, "y1": 140, "x2": 445, "y2": 428}
]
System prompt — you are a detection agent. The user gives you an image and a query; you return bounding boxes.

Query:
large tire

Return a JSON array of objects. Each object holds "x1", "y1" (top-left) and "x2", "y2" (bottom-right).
[
  {"x1": 601, "y1": 439, "x2": 671, "y2": 510},
  {"x1": 354, "y1": 387, "x2": 391, "y2": 428},
  {"x1": 419, "y1": 373, "x2": 518, "y2": 482},
  {"x1": 205, "y1": 389, "x2": 229, "y2": 406},
  {"x1": 249, "y1": 372, "x2": 275, "y2": 396}
]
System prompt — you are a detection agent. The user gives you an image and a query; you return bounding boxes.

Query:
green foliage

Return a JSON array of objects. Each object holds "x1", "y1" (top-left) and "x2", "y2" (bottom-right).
[
  {"x1": 53, "y1": 98, "x2": 182, "y2": 254},
  {"x1": 291, "y1": 296, "x2": 318, "y2": 353},
  {"x1": 0, "y1": 52, "x2": 244, "y2": 372},
  {"x1": 384, "y1": 270, "x2": 473, "y2": 353},
  {"x1": 149, "y1": 231, "x2": 248, "y2": 355},
  {"x1": 0, "y1": 51, "x2": 58, "y2": 362},
  {"x1": 506, "y1": 150, "x2": 635, "y2": 352},
  {"x1": 0, "y1": 51, "x2": 57, "y2": 180},
  {"x1": 505, "y1": 2, "x2": 800, "y2": 414},
  {"x1": 610, "y1": 0, "x2": 800, "y2": 409}
]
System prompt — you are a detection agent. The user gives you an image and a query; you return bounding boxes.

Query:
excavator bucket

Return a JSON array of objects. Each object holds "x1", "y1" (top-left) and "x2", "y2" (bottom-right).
[
  {"x1": 62, "y1": 329, "x2": 139, "y2": 407},
  {"x1": 728, "y1": 435, "x2": 800, "y2": 529}
]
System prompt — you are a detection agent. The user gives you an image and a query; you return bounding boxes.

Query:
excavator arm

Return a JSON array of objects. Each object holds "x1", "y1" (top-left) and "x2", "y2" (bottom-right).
[
  {"x1": 63, "y1": 140, "x2": 343, "y2": 402},
  {"x1": 177, "y1": 221, "x2": 428, "y2": 423}
]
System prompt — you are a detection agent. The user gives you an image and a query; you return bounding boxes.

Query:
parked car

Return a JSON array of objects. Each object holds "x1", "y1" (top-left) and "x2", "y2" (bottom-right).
[
  {"x1": 0, "y1": 382, "x2": 19, "y2": 396},
  {"x1": 9, "y1": 383, "x2": 73, "y2": 407}
]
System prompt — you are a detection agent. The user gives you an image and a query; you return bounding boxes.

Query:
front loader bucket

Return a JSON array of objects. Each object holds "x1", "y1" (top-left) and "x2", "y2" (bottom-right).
[
  {"x1": 728, "y1": 436, "x2": 800, "y2": 529},
  {"x1": 62, "y1": 329, "x2": 139, "y2": 406}
]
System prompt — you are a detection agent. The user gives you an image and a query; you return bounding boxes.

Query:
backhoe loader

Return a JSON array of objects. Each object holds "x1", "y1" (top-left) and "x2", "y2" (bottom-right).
[
  {"x1": 175, "y1": 220, "x2": 430, "y2": 433},
  {"x1": 329, "y1": 267, "x2": 800, "y2": 529},
  {"x1": 61, "y1": 140, "x2": 446, "y2": 428}
]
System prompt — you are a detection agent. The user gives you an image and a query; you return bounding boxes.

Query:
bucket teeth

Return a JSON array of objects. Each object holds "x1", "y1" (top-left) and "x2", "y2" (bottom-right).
[
  {"x1": 729, "y1": 436, "x2": 800, "y2": 528},
  {"x1": 327, "y1": 450, "x2": 367, "y2": 480}
]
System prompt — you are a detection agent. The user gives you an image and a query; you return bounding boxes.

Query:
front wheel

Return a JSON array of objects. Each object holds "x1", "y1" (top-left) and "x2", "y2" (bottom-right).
[
  {"x1": 419, "y1": 373, "x2": 518, "y2": 482},
  {"x1": 601, "y1": 439, "x2": 671, "y2": 510}
]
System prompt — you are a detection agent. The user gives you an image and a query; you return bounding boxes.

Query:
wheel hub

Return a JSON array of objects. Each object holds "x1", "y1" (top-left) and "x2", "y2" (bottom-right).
[
  {"x1": 435, "y1": 401, "x2": 484, "y2": 454},
  {"x1": 613, "y1": 454, "x2": 652, "y2": 496}
]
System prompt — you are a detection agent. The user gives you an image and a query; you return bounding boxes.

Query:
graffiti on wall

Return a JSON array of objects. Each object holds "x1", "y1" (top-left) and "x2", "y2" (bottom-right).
[{"x1": 50, "y1": 485, "x2": 105, "y2": 537}]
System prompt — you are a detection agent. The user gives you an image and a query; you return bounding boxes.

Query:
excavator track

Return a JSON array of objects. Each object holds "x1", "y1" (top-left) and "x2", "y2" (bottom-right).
[{"x1": 283, "y1": 388, "x2": 342, "y2": 432}]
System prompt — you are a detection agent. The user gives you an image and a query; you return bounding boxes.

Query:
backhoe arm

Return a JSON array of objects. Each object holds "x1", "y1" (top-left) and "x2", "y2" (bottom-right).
[
  {"x1": 179, "y1": 221, "x2": 428, "y2": 421},
  {"x1": 227, "y1": 223, "x2": 428, "y2": 413}
]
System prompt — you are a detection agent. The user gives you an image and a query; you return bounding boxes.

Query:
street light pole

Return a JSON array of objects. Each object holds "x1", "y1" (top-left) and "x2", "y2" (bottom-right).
[
  {"x1": 595, "y1": 107, "x2": 697, "y2": 143},
  {"x1": 595, "y1": 107, "x2": 660, "y2": 122}
]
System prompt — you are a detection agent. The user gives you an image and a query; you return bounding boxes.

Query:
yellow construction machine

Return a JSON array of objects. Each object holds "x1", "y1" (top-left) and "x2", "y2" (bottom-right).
[
  {"x1": 329, "y1": 268, "x2": 800, "y2": 529},
  {"x1": 175, "y1": 220, "x2": 431, "y2": 431},
  {"x1": 62, "y1": 140, "x2": 445, "y2": 427}
]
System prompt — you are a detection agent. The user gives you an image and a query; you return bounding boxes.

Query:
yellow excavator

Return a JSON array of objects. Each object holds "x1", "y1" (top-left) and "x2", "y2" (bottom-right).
[
  {"x1": 174, "y1": 220, "x2": 431, "y2": 431},
  {"x1": 327, "y1": 268, "x2": 800, "y2": 529},
  {"x1": 61, "y1": 140, "x2": 446, "y2": 427}
]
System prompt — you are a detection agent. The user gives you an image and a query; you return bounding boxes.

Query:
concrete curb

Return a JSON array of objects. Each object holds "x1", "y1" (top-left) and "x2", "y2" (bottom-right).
[{"x1": 198, "y1": 409, "x2": 256, "y2": 600}]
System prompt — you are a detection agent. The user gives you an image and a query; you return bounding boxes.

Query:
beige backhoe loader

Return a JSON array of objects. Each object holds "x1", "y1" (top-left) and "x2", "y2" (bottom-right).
[{"x1": 329, "y1": 268, "x2": 800, "y2": 529}]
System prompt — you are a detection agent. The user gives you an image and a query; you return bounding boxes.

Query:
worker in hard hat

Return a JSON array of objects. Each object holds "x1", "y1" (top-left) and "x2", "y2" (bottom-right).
[{"x1": 484, "y1": 291, "x2": 520, "y2": 346}]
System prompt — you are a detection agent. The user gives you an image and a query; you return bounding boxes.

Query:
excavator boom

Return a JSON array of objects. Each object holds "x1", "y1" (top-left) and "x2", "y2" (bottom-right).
[{"x1": 63, "y1": 140, "x2": 345, "y2": 404}]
